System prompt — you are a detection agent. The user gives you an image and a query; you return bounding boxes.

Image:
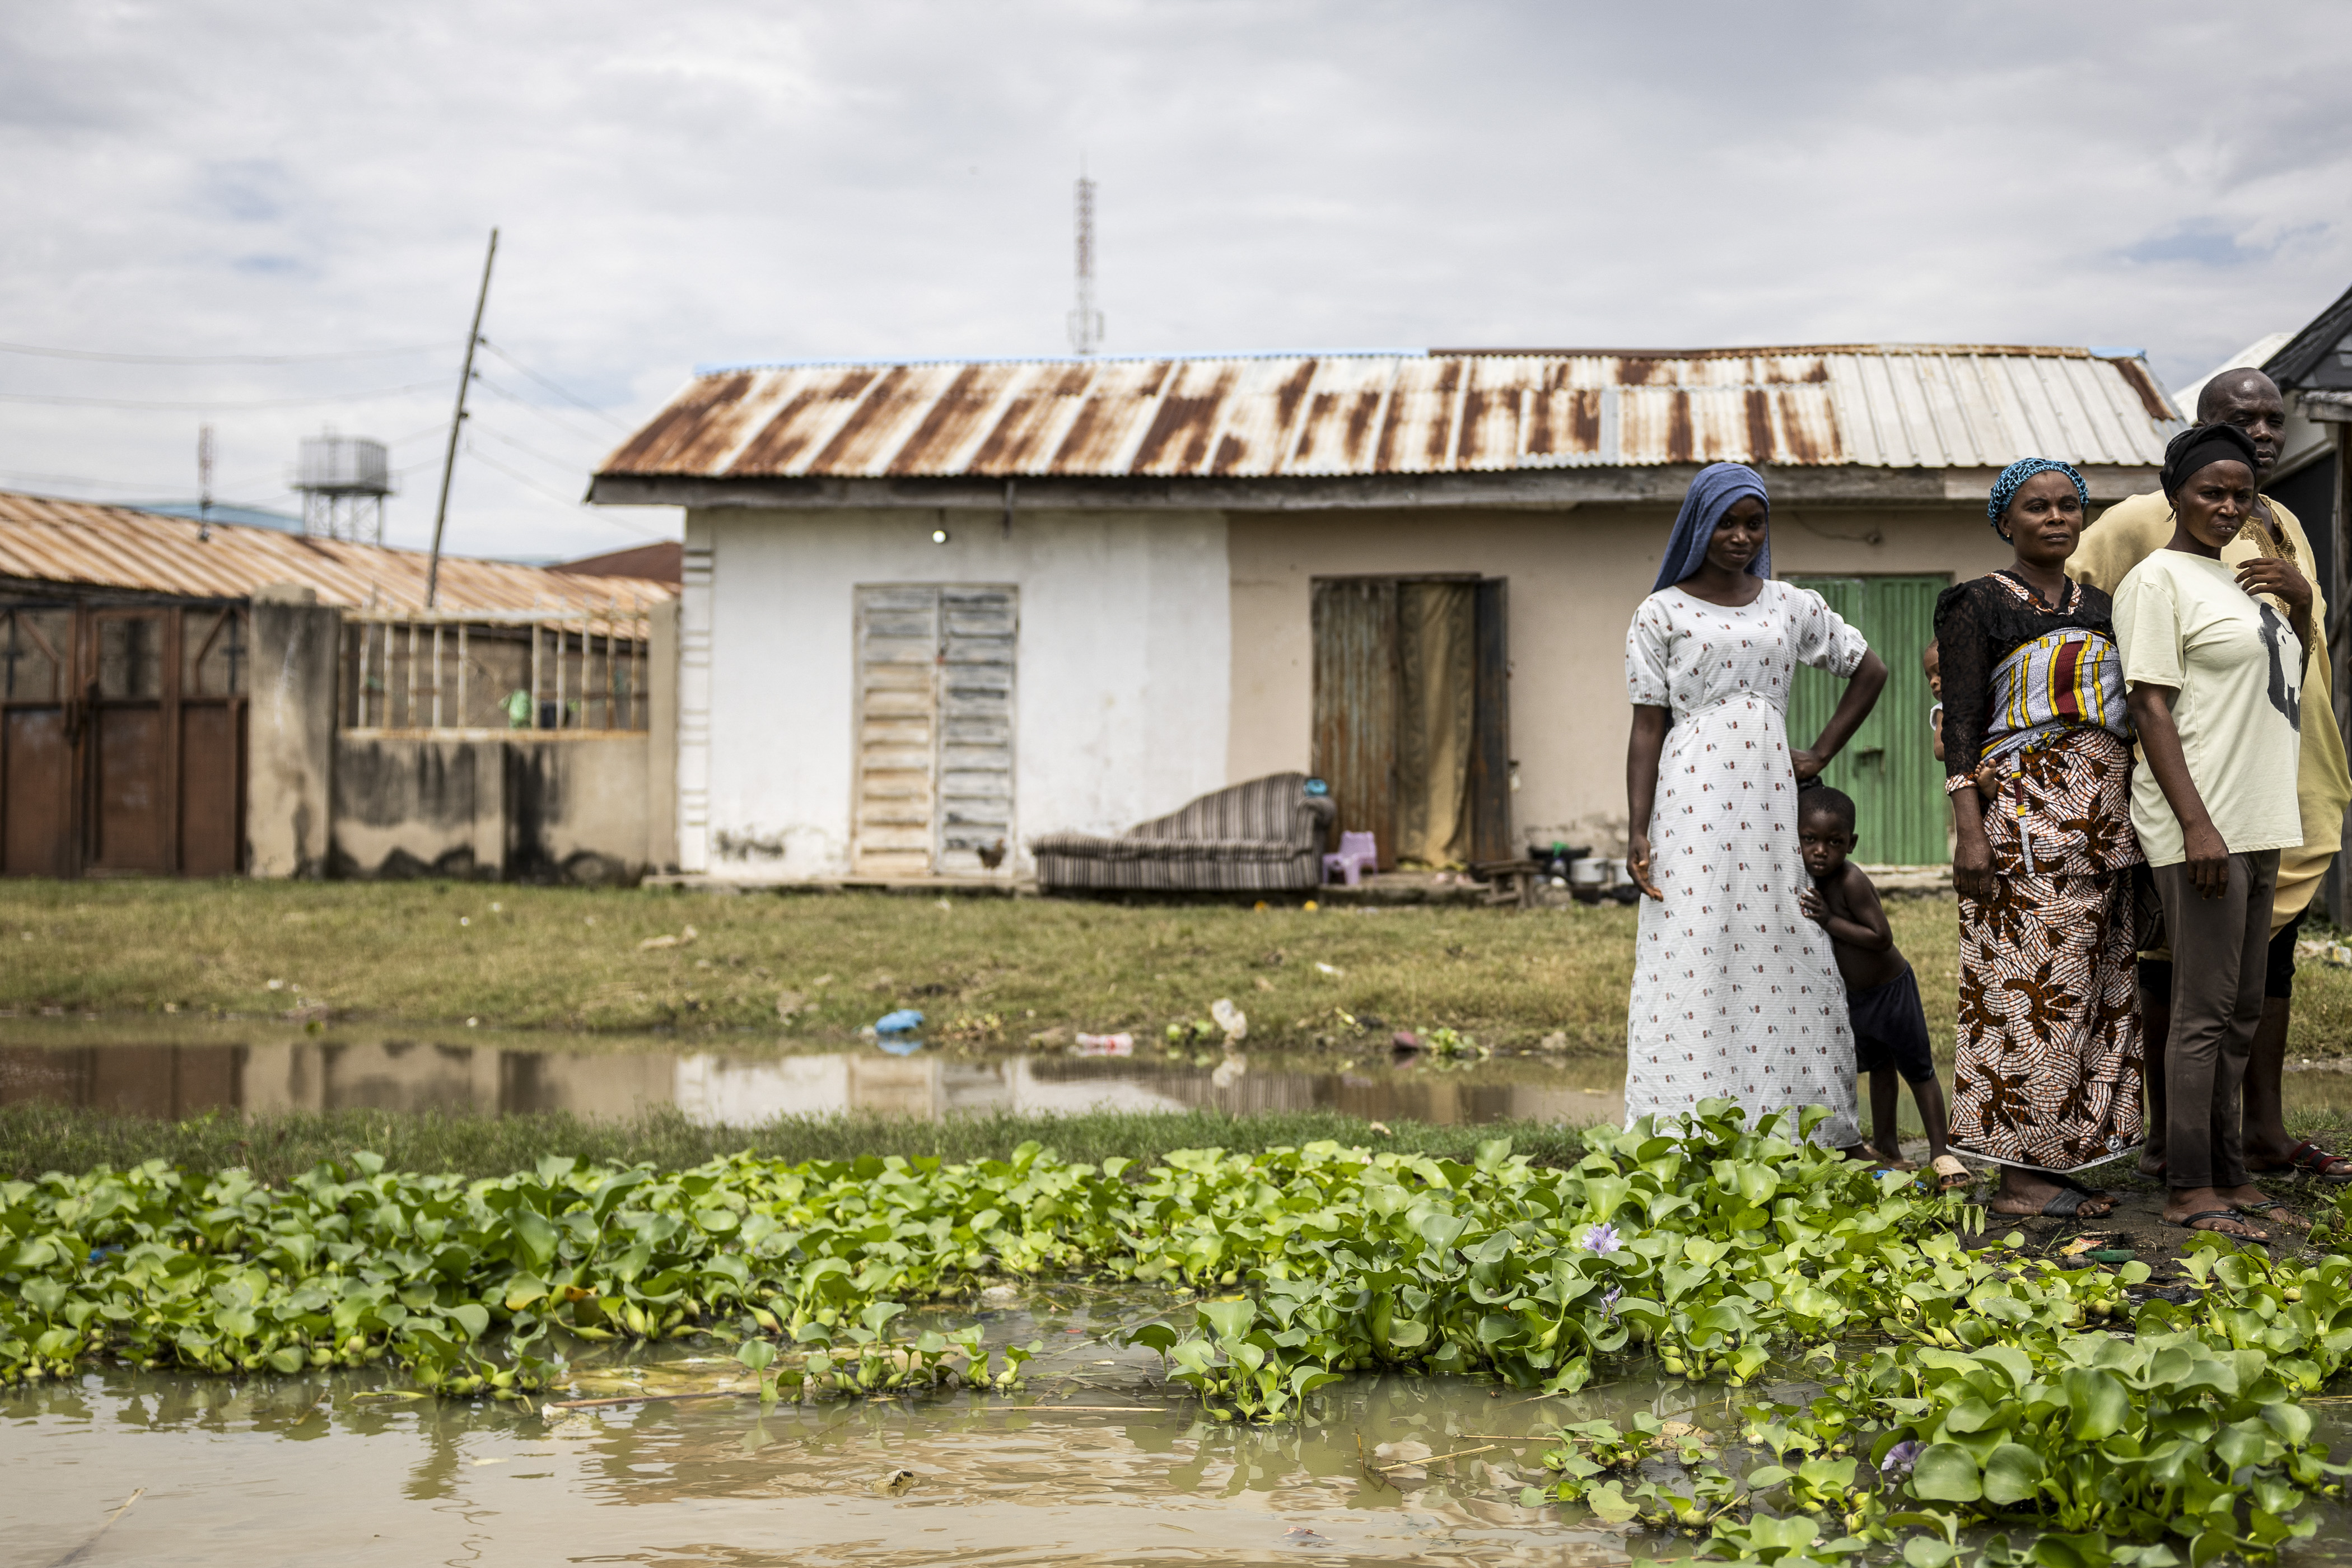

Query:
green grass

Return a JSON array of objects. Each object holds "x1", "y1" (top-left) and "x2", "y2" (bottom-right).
[
  {"x1": 5, "y1": 879, "x2": 2351, "y2": 1056},
  {"x1": 0, "y1": 1103, "x2": 1602, "y2": 1186}
]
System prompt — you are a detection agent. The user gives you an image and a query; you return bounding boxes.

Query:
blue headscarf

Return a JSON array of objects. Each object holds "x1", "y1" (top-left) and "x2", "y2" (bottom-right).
[
  {"x1": 1651, "y1": 463, "x2": 1771, "y2": 593},
  {"x1": 1986, "y1": 458, "x2": 2088, "y2": 533}
]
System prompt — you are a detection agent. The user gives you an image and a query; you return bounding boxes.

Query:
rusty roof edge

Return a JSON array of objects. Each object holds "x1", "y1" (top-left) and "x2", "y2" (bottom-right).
[
  {"x1": 1428, "y1": 343, "x2": 2108, "y2": 361},
  {"x1": 589, "y1": 463, "x2": 2161, "y2": 515},
  {"x1": 693, "y1": 348, "x2": 1424, "y2": 376}
]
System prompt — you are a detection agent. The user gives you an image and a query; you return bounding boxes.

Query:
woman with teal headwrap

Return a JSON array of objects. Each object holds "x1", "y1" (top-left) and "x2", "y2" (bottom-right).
[
  {"x1": 1622, "y1": 464, "x2": 1888, "y2": 1149},
  {"x1": 1937, "y1": 456, "x2": 2143, "y2": 1219}
]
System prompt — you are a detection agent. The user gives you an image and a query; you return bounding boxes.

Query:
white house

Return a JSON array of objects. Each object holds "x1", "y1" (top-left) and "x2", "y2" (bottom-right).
[{"x1": 590, "y1": 345, "x2": 2181, "y2": 884}]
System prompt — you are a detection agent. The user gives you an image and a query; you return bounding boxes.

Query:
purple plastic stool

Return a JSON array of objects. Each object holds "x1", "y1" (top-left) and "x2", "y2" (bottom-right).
[{"x1": 1323, "y1": 832, "x2": 1378, "y2": 886}]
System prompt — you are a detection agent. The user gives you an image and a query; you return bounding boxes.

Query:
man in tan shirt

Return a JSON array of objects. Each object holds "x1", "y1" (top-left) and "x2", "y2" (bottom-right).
[{"x1": 2071, "y1": 367, "x2": 2352, "y2": 1182}]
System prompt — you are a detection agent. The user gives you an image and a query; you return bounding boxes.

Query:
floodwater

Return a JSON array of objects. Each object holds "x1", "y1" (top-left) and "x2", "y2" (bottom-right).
[
  {"x1": 0, "y1": 1020, "x2": 1627, "y2": 1129},
  {"x1": 13, "y1": 1286, "x2": 2352, "y2": 1567},
  {"x1": 3, "y1": 1285, "x2": 1645, "y2": 1567}
]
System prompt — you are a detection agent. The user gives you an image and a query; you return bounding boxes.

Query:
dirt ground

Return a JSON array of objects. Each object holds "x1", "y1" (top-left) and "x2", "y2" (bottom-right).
[{"x1": 1907, "y1": 1139, "x2": 2344, "y2": 1280}]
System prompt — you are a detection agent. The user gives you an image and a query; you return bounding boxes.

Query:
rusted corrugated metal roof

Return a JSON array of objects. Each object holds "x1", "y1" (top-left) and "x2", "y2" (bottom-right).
[
  {"x1": 599, "y1": 346, "x2": 2181, "y2": 483},
  {"x1": 0, "y1": 491, "x2": 673, "y2": 610}
]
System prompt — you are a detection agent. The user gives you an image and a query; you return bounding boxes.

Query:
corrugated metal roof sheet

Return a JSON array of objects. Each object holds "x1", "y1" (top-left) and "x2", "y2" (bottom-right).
[
  {"x1": 599, "y1": 346, "x2": 2182, "y2": 483},
  {"x1": 0, "y1": 491, "x2": 673, "y2": 611}
]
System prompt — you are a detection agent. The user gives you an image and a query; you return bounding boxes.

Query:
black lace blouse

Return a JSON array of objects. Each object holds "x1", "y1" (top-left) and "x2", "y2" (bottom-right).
[{"x1": 1933, "y1": 571, "x2": 2117, "y2": 781}]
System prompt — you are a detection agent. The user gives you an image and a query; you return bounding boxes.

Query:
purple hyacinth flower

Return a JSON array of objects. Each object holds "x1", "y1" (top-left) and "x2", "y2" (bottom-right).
[
  {"x1": 1880, "y1": 1441, "x2": 1921, "y2": 1477},
  {"x1": 1580, "y1": 1222, "x2": 1622, "y2": 1254},
  {"x1": 1599, "y1": 1286, "x2": 1622, "y2": 1319}
]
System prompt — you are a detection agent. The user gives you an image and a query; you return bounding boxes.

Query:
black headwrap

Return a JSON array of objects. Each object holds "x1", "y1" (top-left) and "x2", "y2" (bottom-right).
[{"x1": 2160, "y1": 423, "x2": 2259, "y2": 501}]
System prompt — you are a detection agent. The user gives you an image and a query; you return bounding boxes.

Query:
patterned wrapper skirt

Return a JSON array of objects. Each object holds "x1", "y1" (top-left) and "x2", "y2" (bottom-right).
[{"x1": 1950, "y1": 869, "x2": 2144, "y2": 1174}]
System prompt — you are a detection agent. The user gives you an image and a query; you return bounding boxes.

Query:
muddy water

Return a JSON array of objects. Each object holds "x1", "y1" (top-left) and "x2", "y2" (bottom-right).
[
  {"x1": 3, "y1": 1286, "x2": 1651, "y2": 1568},
  {"x1": 16, "y1": 1331, "x2": 2352, "y2": 1567},
  {"x1": 13, "y1": 1283, "x2": 2352, "y2": 1566},
  {"x1": 0, "y1": 1020, "x2": 1627, "y2": 1128}
]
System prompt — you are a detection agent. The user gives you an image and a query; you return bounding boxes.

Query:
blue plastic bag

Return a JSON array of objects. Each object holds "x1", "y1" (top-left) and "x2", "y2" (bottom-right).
[{"x1": 874, "y1": 1009, "x2": 925, "y2": 1034}]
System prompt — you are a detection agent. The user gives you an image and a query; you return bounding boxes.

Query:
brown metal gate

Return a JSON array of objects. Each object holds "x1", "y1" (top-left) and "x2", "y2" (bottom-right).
[{"x1": 0, "y1": 600, "x2": 248, "y2": 878}]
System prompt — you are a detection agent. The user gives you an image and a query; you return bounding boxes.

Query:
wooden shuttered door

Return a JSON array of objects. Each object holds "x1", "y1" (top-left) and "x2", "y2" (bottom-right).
[
  {"x1": 1784, "y1": 574, "x2": 1947, "y2": 865},
  {"x1": 851, "y1": 585, "x2": 1016, "y2": 879}
]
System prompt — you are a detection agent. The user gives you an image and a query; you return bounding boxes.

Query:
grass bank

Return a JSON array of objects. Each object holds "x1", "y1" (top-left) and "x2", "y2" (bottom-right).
[
  {"x1": 6, "y1": 879, "x2": 2351, "y2": 1056},
  {"x1": 0, "y1": 1103, "x2": 1602, "y2": 1185}
]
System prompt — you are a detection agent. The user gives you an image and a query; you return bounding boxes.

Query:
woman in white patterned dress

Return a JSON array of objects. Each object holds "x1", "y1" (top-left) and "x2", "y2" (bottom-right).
[{"x1": 1622, "y1": 464, "x2": 1888, "y2": 1147}]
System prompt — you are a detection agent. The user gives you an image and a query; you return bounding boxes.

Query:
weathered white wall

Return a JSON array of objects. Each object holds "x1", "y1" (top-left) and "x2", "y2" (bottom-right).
[
  {"x1": 686, "y1": 506, "x2": 1231, "y2": 880},
  {"x1": 1226, "y1": 502, "x2": 2014, "y2": 857}
]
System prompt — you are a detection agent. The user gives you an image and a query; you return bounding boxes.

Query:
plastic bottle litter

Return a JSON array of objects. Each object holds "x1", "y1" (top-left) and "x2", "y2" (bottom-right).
[
  {"x1": 1073, "y1": 1032, "x2": 1135, "y2": 1055},
  {"x1": 1210, "y1": 998, "x2": 1248, "y2": 1043}
]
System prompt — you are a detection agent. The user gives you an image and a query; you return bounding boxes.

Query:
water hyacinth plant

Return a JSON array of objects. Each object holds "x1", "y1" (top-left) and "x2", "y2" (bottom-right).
[{"x1": 6, "y1": 1098, "x2": 2352, "y2": 1567}]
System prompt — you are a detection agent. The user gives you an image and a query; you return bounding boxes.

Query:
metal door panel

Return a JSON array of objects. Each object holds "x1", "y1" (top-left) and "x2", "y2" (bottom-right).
[
  {"x1": 178, "y1": 704, "x2": 241, "y2": 875},
  {"x1": 1469, "y1": 577, "x2": 1512, "y2": 864},
  {"x1": 92, "y1": 706, "x2": 164, "y2": 871},
  {"x1": 1785, "y1": 574, "x2": 1948, "y2": 864},
  {"x1": 2, "y1": 709, "x2": 71, "y2": 876}
]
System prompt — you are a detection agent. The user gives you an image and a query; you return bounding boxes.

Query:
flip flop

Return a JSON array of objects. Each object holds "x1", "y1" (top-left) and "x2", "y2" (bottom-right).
[
  {"x1": 2050, "y1": 1170, "x2": 2112, "y2": 1200},
  {"x1": 1991, "y1": 1187, "x2": 2097, "y2": 1218},
  {"x1": 2248, "y1": 1140, "x2": 2352, "y2": 1183},
  {"x1": 1929, "y1": 1155, "x2": 1972, "y2": 1193},
  {"x1": 2168, "y1": 1207, "x2": 2268, "y2": 1240}
]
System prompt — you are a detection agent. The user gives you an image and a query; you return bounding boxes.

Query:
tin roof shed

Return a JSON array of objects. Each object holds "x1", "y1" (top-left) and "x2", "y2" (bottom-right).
[
  {"x1": 0, "y1": 490, "x2": 672, "y2": 611},
  {"x1": 591, "y1": 344, "x2": 2182, "y2": 511}
]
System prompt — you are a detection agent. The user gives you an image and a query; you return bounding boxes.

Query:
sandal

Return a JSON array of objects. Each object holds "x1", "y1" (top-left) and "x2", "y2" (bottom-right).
[
  {"x1": 1991, "y1": 1186, "x2": 2105, "y2": 1219},
  {"x1": 2168, "y1": 1207, "x2": 2268, "y2": 1240},
  {"x1": 2234, "y1": 1198, "x2": 2313, "y2": 1233},
  {"x1": 1928, "y1": 1155, "x2": 1973, "y2": 1193},
  {"x1": 2248, "y1": 1140, "x2": 2352, "y2": 1182}
]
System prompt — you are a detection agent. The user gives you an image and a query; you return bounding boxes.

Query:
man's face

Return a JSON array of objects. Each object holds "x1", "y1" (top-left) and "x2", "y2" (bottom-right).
[{"x1": 2205, "y1": 377, "x2": 2288, "y2": 477}]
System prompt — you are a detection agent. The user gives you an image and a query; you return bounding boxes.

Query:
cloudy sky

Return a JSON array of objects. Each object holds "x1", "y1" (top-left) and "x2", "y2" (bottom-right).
[{"x1": 3, "y1": 1, "x2": 2347, "y2": 561}]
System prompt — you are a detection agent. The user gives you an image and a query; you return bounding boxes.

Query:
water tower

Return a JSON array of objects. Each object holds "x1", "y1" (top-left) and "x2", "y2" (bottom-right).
[{"x1": 294, "y1": 432, "x2": 393, "y2": 544}]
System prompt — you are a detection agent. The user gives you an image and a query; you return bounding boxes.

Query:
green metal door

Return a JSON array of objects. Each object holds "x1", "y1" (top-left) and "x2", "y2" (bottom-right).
[{"x1": 1784, "y1": 575, "x2": 1948, "y2": 864}]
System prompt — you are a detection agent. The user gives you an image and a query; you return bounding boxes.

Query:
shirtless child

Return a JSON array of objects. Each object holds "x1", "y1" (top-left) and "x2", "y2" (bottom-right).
[{"x1": 1796, "y1": 786, "x2": 1968, "y2": 1191}]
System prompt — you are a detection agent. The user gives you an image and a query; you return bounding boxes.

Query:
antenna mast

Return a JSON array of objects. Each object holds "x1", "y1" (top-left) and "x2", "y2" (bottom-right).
[
  {"x1": 1067, "y1": 166, "x2": 1103, "y2": 355},
  {"x1": 196, "y1": 424, "x2": 214, "y2": 540}
]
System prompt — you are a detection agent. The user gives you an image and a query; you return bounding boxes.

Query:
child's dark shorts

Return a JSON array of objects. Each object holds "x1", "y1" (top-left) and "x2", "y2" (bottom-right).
[{"x1": 1848, "y1": 964, "x2": 1935, "y2": 1085}]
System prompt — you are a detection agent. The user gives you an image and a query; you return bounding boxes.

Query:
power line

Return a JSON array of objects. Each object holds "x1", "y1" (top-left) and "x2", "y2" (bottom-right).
[
  {"x1": 461, "y1": 443, "x2": 671, "y2": 540},
  {"x1": 478, "y1": 340, "x2": 629, "y2": 428},
  {"x1": 474, "y1": 375, "x2": 618, "y2": 448},
  {"x1": 0, "y1": 379, "x2": 450, "y2": 412},
  {"x1": 0, "y1": 339, "x2": 453, "y2": 366},
  {"x1": 472, "y1": 420, "x2": 590, "y2": 476},
  {"x1": 465, "y1": 443, "x2": 589, "y2": 508}
]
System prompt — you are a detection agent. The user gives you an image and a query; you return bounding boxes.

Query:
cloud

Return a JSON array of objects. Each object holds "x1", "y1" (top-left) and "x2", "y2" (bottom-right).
[
  {"x1": 0, "y1": 0, "x2": 2348, "y2": 560},
  {"x1": 2115, "y1": 220, "x2": 2320, "y2": 269}
]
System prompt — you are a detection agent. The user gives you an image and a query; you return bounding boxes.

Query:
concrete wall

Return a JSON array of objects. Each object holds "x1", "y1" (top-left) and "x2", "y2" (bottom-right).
[
  {"x1": 330, "y1": 734, "x2": 653, "y2": 884},
  {"x1": 1226, "y1": 502, "x2": 2015, "y2": 855},
  {"x1": 682, "y1": 506, "x2": 1231, "y2": 880},
  {"x1": 646, "y1": 596, "x2": 680, "y2": 874},
  {"x1": 246, "y1": 586, "x2": 340, "y2": 879}
]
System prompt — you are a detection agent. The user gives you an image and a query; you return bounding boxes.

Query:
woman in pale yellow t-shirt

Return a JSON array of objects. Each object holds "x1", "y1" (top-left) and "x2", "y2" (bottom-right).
[{"x1": 2114, "y1": 422, "x2": 2311, "y2": 1242}]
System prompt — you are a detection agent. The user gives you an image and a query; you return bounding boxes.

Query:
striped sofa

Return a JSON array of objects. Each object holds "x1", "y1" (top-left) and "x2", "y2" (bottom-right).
[{"x1": 1032, "y1": 773, "x2": 1338, "y2": 892}]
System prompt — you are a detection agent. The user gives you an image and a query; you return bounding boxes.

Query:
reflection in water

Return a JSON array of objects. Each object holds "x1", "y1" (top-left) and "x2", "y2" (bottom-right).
[
  {"x1": 11, "y1": 1318, "x2": 2352, "y2": 1568},
  {"x1": 0, "y1": 1032, "x2": 1627, "y2": 1128},
  {"x1": 0, "y1": 1300, "x2": 1660, "y2": 1568}
]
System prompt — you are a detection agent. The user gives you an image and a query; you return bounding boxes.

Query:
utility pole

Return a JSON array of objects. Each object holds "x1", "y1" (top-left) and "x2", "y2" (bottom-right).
[{"x1": 426, "y1": 227, "x2": 497, "y2": 608}]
